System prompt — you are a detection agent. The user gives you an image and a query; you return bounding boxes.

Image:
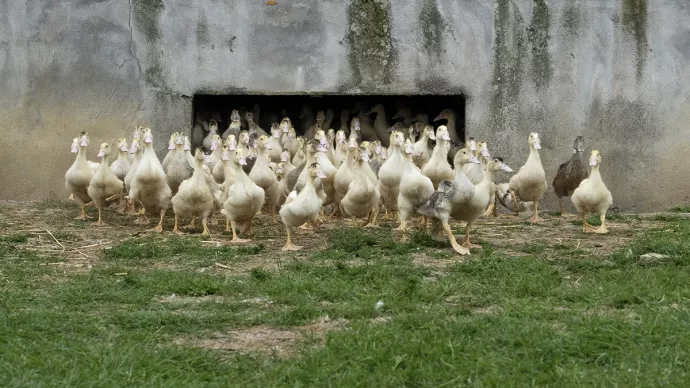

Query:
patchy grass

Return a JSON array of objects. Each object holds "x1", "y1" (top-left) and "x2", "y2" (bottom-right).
[{"x1": 0, "y1": 200, "x2": 690, "y2": 385}]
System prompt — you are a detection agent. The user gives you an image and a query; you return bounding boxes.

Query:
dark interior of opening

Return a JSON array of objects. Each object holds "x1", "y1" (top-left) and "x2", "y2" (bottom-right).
[{"x1": 191, "y1": 94, "x2": 465, "y2": 148}]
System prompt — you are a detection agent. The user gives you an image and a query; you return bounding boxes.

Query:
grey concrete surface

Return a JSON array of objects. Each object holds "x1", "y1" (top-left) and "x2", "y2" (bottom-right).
[{"x1": 1, "y1": 0, "x2": 688, "y2": 211}]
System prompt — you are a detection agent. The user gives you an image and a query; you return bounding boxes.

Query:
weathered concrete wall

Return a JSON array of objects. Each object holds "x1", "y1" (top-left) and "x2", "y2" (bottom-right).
[{"x1": 1, "y1": 0, "x2": 689, "y2": 211}]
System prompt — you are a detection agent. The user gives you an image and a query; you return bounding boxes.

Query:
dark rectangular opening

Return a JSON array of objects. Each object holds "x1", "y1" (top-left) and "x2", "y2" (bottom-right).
[{"x1": 191, "y1": 94, "x2": 466, "y2": 149}]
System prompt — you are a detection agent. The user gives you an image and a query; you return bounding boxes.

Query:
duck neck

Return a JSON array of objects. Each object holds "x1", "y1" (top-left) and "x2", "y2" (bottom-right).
[
  {"x1": 589, "y1": 165, "x2": 601, "y2": 181},
  {"x1": 193, "y1": 158, "x2": 205, "y2": 177},
  {"x1": 118, "y1": 149, "x2": 127, "y2": 159},
  {"x1": 77, "y1": 145, "x2": 87, "y2": 161},
  {"x1": 234, "y1": 161, "x2": 250, "y2": 183},
  {"x1": 529, "y1": 145, "x2": 541, "y2": 161},
  {"x1": 574, "y1": 149, "x2": 584, "y2": 163},
  {"x1": 434, "y1": 139, "x2": 447, "y2": 154},
  {"x1": 481, "y1": 168, "x2": 495, "y2": 185},
  {"x1": 306, "y1": 150, "x2": 317, "y2": 165},
  {"x1": 96, "y1": 155, "x2": 108, "y2": 173}
]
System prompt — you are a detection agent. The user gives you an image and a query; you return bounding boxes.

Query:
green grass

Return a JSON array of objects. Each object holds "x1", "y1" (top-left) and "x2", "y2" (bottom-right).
[
  {"x1": 670, "y1": 205, "x2": 690, "y2": 213},
  {"x1": 2, "y1": 217, "x2": 690, "y2": 386}
]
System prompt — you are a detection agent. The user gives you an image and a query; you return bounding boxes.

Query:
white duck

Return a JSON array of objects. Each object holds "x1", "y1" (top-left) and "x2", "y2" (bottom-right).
[
  {"x1": 128, "y1": 128, "x2": 173, "y2": 232},
  {"x1": 164, "y1": 132, "x2": 194, "y2": 195},
  {"x1": 221, "y1": 109, "x2": 242, "y2": 140},
  {"x1": 411, "y1": 124, "x2": 436, "y2": 169},
  {"x1": 377, "y1": 131, "x2": 406, "y2": 218},
  {"x1": 221, "y1": 148, "x2": 265, "y2": 243},
  {"x1": 267, "y1": 123, "x2": 284, "y2": 163},
  {"x1": 171, "y1": 149, "x2": 215, "y2": 236},
  {"x1": 202, "y1": 119, "x2": 219, "y2": 150},
  {"x1": 248, "y1": 135, "x2": 281, "y2": 223},
  {"x1": 279, "y1": 163, "x2": 326, "y2": 251},
  {"x1": 65, "y1": 132, "x2": 94, "y2": 220},
  {"x1": 397, "y1": 139, "x2": 435, "y2": 240},
  {"x1": 422, "y1": 125, "x2": 454, "y2": 189},
  {"x1": 571, "y1": 150, "x2": 613, "y2": 234},
  {"x1": 87, "y1": 142, "x2": 125, "y2": 226},
  {"x1": 212, "y1": 135, "x2": 236, "y2": 184},
  {"x1": 508, "y1": 132, "x2": 548, "y2": 222},
  {"x1": 110, "y1": 137, "x2": 132, "y2": 182},
  {"x1": 340, "y1": 146, "x2": 379, "y2": 226}
]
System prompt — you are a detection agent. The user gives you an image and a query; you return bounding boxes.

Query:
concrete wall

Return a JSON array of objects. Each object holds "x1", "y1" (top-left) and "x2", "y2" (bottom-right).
[{"x1": 1, "y1": 0, "x2": 689, "y2": 211}]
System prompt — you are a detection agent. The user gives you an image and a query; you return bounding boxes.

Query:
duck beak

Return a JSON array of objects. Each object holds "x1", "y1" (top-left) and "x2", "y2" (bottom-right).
[
  {"x1": 392, "y1": 111, "x2": 402, "y2": 119},
  {"x1": 469, "y1": 155, "x2": 480, "y2": 164},
  {"x1": 317, "y1": 170, "x2": 327, "y2": 179},
  {"x1": 500, "y1": 164, "x2": 514, "y2": 172},
  {"x1": 238, "y1": 157, "x2": 247, "y2": 165},
  {"x1": 433, "y1": 113, "x2": 444, "y2": 122},
  {"x1": 97, "y1": 149, "x2": 105, "y2": 157}
]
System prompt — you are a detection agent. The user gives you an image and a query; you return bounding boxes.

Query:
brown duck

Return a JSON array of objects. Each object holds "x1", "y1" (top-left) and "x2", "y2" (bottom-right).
[{"x1": 552, "y1": 135, "x2": 587, "y2": 217}]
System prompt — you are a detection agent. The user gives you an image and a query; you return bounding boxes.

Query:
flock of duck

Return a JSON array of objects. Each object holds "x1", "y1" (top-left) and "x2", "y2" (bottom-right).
[{"x1": 64, "y1": 105, "x2": 613, "y2": 255}]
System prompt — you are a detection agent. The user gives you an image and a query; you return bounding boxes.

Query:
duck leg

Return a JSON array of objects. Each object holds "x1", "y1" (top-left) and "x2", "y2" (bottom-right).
[
  {"x1": 420, "y1": 216, "x2": 428, "y2": 231},
  {"x1": 209, "y1": 212, "x2": 219, "y2": 226},
  {"x1": 94, "y1": 206, "x2": 106, "y2": 226},
  {"x1": 559, "y1": 198, "x2": 576, "y2": 217},
  {"x1": 529, "y1": 201, "x2": 544, "y2": 223},
  {"x1": 399, "y1": 219, "x2": 409, "y2": 241},
  {"x1": 482, "y1": 202, "x2": 495, "y2": 218},
  {"x1": 281, "y1": 227, "x2": 302, "y2": 251},
  {"x1": 74, "y1": 204, "x2": 92, "y2": 220},
  {"x1": 172, "y1": 214, "x2": 184, "y2": 235},
  {"x1": 225, "y1": 218, "x2": 232, "y2": 233},
  {"x1": 509, "y1": 190, "x2": 521, "y2": 216},
  {"x1": 393, "y1": 213, "x2": 405, "y2": 231},
  {"x1": 363, "y1": 208, "x2": 379, "y2": 228},
  {"x1": 184, "y1": 217, "x2": 196, "y2": 229},
  {"x1": 581, "y1": 213, "x2": 596, "y2": 232},
  {"x1": 230, "y1": 220, "x2": 251, "y2": 243},
  {"x1": 462, "y1": 222, "x2": 483, "y2": 249},
  {"x1": 594, "y1": 212, "x2": 609, "y2": 234},
  {"x1": 442, "y1": 221, "x2": 470, "y2": 255},
  {"x1": 271, "y1": 205, "x2": 278, "y2": 224},
  {"x1": 201, "y1": 216, "x2": 210, "y2": 236},
  {"x1": 152, "y1": 210, "x2": 165, "y2": 233}
]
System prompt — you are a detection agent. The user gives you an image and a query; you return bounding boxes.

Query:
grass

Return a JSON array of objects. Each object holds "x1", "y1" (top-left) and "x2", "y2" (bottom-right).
[{"x1": 2, "y1": 206, "x2": 690, "y2": 386}]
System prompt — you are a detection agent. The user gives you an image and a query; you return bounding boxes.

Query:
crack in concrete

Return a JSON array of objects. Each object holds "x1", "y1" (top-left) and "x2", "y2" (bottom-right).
[{"x1": 127, "y1": 0, "x2": 143, "y2": 78}]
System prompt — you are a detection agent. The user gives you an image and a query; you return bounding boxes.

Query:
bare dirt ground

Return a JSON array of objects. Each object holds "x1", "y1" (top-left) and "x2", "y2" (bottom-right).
[{"x1": 0, "y1": 200, "x2": 664, "y2": 273}]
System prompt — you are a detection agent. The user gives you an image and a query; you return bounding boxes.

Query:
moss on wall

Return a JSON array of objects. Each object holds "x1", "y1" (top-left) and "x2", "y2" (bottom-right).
[
  {"x1": 621, "y1": 0, "x2": 648, "y2": 81},
  {"x1": 489, "y1": 0, "x2": 525, "y2": 131},
  {"x1": 527, "y1": 0, "x2": 551, "y2": 89},
  {"x1": 345, "y1": 0, "x2": 396, "y2": 88},
  {"x1": 132, "y1": 0, "x2": 165, "y2": 87},
  {"x1": 419, "y1": 0, "x2": 445, "y2": 60}
]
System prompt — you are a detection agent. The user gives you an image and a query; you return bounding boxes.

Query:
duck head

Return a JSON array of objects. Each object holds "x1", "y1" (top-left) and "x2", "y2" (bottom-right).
[
  {"x1": 589, "y1": 150, "x2": 602, "y2": 166},
  {"x1": 573, "y1": 136, "x2": 585, "y2": 153},
  {"x1": 528, "y1": 132, "x2": 541, "y2": 150},
  {"x1": 433, "y1": 109, "x2": 454, "y2": 122},
  {"x1": 97, "y1": 142, "x2": 111, "y2": 158}
]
